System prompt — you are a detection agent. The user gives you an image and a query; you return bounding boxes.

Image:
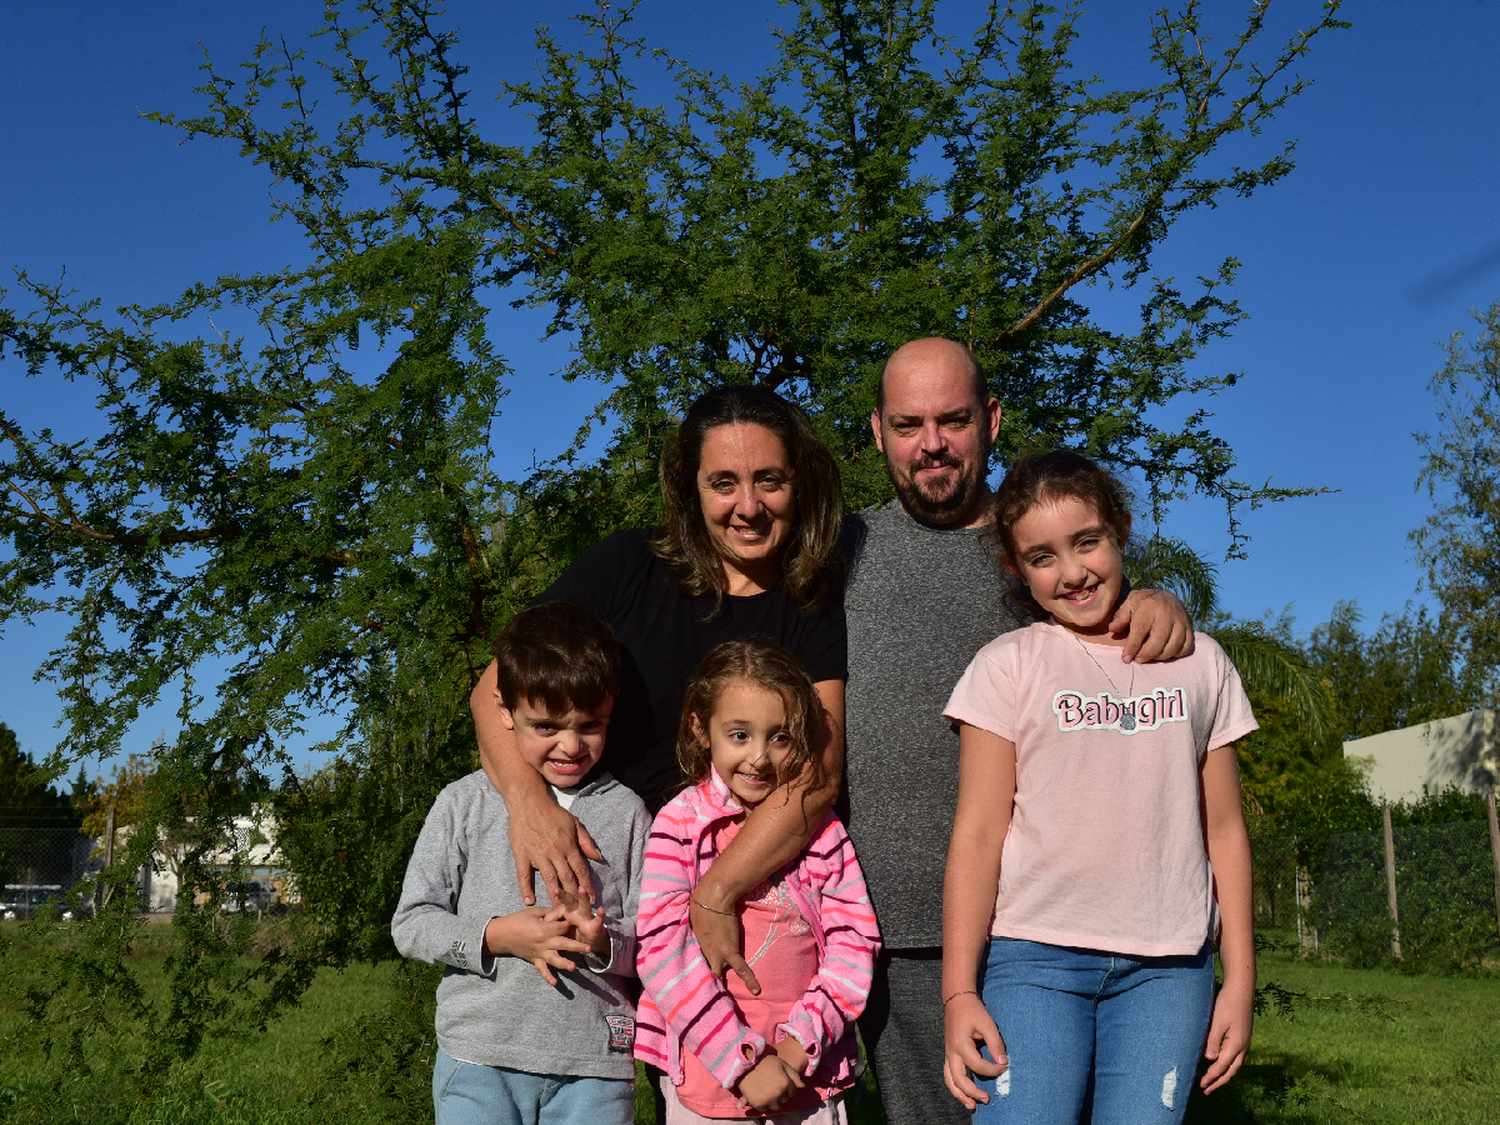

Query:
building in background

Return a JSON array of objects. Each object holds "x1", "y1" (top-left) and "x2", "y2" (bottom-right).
[
  {"x1": 1344, "y1": 710, "x2": 1497, "y2": 803},
  {"x1": 116, "y1": 808, "x2": 290, "y2": 914}
]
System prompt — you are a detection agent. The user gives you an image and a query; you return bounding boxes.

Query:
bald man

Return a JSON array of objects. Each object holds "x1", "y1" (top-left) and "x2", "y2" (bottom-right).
[{"x1": 839, "y1": 338, "x2": 1192, "y2": 1123}]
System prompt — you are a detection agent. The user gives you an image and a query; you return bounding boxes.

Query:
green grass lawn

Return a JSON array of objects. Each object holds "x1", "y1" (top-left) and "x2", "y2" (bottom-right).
[
  {"x1": 3, "y1": 928, "x2": 1496, "y2": 1124},
  {"x1": 1183, "y1": 952, "x2": 1500, "y2": 1124}
]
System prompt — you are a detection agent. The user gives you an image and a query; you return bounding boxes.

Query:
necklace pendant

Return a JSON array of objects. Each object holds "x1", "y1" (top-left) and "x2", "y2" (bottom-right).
[{"x1": 1120, "y1": 710, "x2": 1136, "y2": 732}]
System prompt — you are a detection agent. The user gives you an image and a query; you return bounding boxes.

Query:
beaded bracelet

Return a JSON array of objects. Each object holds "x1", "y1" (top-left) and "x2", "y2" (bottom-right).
[{"x1": 943, "y1": 989, "x2": 978, "y2": 1007}]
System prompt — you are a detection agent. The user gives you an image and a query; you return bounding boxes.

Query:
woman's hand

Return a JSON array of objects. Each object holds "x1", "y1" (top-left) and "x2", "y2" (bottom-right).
[
  {"x1": 736, "y1": 1054, "x2": 804, "y2": 1113},
  {"x1": 508, "y1": 792, "x2": 603, "y2": 906},
  {"x1": 943, "y1": 992, "x2": 1006, "y2": 1109},
  {"x1": 1110, "y1": 588, "x2": 1194, "y2": 663},
  {"x1": 689, "y1": 893, "x2": 759, "y2": 995},
  {"x1": 473, "y1": 659, "x2": 604, "y2": 905}
]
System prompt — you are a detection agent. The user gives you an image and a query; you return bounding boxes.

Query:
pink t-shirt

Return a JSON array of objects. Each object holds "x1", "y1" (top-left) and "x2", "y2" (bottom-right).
[{"x1": 943, "y1": 622, "x2": 1258, "y2": 957}]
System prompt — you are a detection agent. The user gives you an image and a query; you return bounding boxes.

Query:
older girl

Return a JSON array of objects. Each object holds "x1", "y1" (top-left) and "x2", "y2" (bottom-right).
[{"x1": 941, "y1": 451, "x2": 1256, "y2": 1123}]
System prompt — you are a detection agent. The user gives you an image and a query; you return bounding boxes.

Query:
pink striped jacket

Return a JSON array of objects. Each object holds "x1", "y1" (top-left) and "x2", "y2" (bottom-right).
[{"x1": 634, "y1": 771, "x2": 881, "y2": 1099}]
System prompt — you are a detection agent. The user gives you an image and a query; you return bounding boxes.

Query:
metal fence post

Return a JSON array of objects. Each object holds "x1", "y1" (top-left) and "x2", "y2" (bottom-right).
[
  {"x1": 1487, "y1": 790, "x2": 1500, "y2": 944},
  {"x1": 1296, "y1": 860, "x2": 1315, "y2": 953},
  {"x1": 99, "y1": 804, "x2": 116, "y2": 911},
  {"x1": 1382, "y1": 803, "x2": 1401, "y2": 961}
]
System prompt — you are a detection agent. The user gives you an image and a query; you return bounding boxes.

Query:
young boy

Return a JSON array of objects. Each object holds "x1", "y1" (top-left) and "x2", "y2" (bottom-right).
[{"x1": 392, "y1": 600, "x2": 651, "y2": 1125}]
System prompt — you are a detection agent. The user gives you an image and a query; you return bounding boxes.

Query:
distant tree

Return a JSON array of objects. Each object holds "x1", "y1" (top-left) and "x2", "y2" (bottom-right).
[
  {"x1": 0, "y1": 720, "x2": 84, "y2": 893},
  {"x1": 78, "y1": 753, "x2": 152, "y2": 849},
  {"x1": 1307, "y1": 601, "x2": 1485, "y2": 739},
  {"x1": 1229, "y1": 600, "x2": 1486, "y2": 869},
  {"x1": 0, "y1": 719, "x2": 73, "y2": 812},
  {"x1": 0, "y1": 721, "x2": 34, "y2": 807},
  {"x1": 1412, "y1": 299, "x2": 1500, "y2": 696}
]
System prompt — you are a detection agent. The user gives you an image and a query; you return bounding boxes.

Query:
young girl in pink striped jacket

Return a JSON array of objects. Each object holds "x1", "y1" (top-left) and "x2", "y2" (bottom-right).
[{"x1": 635, "y1": 641, "x2": 881, "y2": 1124}]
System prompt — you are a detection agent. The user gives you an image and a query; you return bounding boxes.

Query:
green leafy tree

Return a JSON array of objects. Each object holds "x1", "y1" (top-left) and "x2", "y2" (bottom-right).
[
  {"x1": 0, "y1": 0, "x2": 1347, "y2": 1097},
  {"x1": 0, "y1": 720, "x2": 83, "y2": 892},
  {"x1": 0, "y1": 721, "x2": 47, "y2": 809},
  {"x1": 1307, "y1": 600, "x2": 1485, "y2": 739},
  {"x1": 1412, "y1": 299, "x2": 1500, "y2": 695}
]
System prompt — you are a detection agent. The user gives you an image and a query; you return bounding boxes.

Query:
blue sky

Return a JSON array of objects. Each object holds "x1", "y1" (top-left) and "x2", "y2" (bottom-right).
[{"x1": 3, "y1": 0, "x2": 1499, "y2": 774}]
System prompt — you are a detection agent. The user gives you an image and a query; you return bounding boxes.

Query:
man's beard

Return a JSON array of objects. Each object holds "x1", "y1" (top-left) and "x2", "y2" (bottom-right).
[{"x1": 890, "y1": 451, "x2": 987, "y2": 527}]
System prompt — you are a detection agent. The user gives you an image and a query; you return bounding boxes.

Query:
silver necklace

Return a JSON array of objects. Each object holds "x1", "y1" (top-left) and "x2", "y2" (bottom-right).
[{"x1": 1071, "y1": 633, "x2": 1137, "y2": 730}]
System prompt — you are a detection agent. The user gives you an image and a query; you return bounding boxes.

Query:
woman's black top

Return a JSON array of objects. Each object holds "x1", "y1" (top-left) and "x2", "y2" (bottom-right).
[{"x1": 532, "y1": 529, "x2": 847, "y2": 812}]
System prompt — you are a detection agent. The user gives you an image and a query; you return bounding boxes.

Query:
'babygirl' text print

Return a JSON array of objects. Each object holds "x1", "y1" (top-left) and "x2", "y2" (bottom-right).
[{"x1": 1052, "y1": 688, "x2": 1189, "y2": 736}]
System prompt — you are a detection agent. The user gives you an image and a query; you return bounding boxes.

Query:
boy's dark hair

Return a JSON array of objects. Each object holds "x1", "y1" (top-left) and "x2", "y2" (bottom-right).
[
  {"x1": 992, "y1": 449, "x2": 1133, "y2": 564},
  {"x1": 494, "y1": 601, "x2": 620, "y2": 715}
]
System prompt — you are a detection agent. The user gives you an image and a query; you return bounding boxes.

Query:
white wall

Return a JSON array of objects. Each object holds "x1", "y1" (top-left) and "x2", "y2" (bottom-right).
[{"x1": 1343, "y1": 709, "x2": 1497, "y2": 803}]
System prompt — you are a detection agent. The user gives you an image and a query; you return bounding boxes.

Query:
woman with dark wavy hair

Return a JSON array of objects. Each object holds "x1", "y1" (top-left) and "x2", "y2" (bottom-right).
[
  {"x1": 654, "y1": 385, "x2": 844, "y2": 612},
  {"x1": 470, "y1": 384, "x2": 847, "y2": 993}
]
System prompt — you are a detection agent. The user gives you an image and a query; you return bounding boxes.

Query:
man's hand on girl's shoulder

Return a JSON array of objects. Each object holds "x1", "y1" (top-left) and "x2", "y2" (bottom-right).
[{"x1": 1111, "y1": 588, "x2": 1194, "y2": 663}]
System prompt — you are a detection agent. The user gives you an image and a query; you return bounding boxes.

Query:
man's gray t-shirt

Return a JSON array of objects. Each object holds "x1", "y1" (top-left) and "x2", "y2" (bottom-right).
[{"x1": 840, "y1": 500, "x2": 1036, "y2": 950}]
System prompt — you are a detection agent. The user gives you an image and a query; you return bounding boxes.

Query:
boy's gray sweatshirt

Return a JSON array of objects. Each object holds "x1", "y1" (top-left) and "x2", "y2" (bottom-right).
[{"x1": 391, "y1": 769, "x2": 651, "y2": 1079}]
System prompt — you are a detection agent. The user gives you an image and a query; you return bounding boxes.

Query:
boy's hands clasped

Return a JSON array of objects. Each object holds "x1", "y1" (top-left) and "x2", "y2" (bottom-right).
[{"x1": 483, "y1": 894, "x2": 610, "y2": 986}]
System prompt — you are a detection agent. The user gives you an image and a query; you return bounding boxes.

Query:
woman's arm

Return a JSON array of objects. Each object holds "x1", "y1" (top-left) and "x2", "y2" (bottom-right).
[
  {"x1": 942, "y1": 723, "x2": 1015, "y2": 1111},
  {"x1": 472, "y1": 659, "x2": 602, "y2": 905},
  {"x1": 1199, "y1": 743, "x2": 1255, "y2": 1094},
  {"x1": 690, "y1": 677, "x2": 845, "y2": 994}
]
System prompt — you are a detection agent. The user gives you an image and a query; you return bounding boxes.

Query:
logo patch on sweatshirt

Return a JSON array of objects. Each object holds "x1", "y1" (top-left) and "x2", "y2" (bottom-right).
[{"x1": 606, "y1": 1014, "x2": 635, "y2": 1052}]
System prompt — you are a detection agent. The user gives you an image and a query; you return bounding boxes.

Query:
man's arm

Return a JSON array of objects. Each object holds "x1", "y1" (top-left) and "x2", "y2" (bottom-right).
[
  {"x1": 689, "y1": 677, "x2": 845, "y2": 994},
  {"x1": 472, "y1": 660, "x2": 601, "y2": 904}
]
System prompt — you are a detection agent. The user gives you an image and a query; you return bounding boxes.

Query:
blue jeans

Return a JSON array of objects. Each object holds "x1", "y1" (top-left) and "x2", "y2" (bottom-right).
[
  {"x1": 973, "y1": 938, "x2": 1214, "y2": 1125},
  {"x1": 432, "y1": 1048, "x2": 635, "y2": 1125}
]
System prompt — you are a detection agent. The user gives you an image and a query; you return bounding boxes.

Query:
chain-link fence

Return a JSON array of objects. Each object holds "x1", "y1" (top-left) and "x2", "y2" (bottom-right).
[
  {"x1": 0, "y1": 806, "x2": 98, "y2": 918},
  {"x1": 8, "y1": 801, "x2": 1499, "y2": 966},
  {"x1": 1248, "y1": 808, "x2": 1500, "y2": 969},
  {"x1": 1315, "y1": 818, "x2": 1500, "y2": 968}
]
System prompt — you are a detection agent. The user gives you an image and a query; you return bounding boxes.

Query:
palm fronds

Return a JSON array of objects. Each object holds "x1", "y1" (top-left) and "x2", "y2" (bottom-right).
[{"x1": 1210, "y1": 621, "x2": 1338, "y2": 746}]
